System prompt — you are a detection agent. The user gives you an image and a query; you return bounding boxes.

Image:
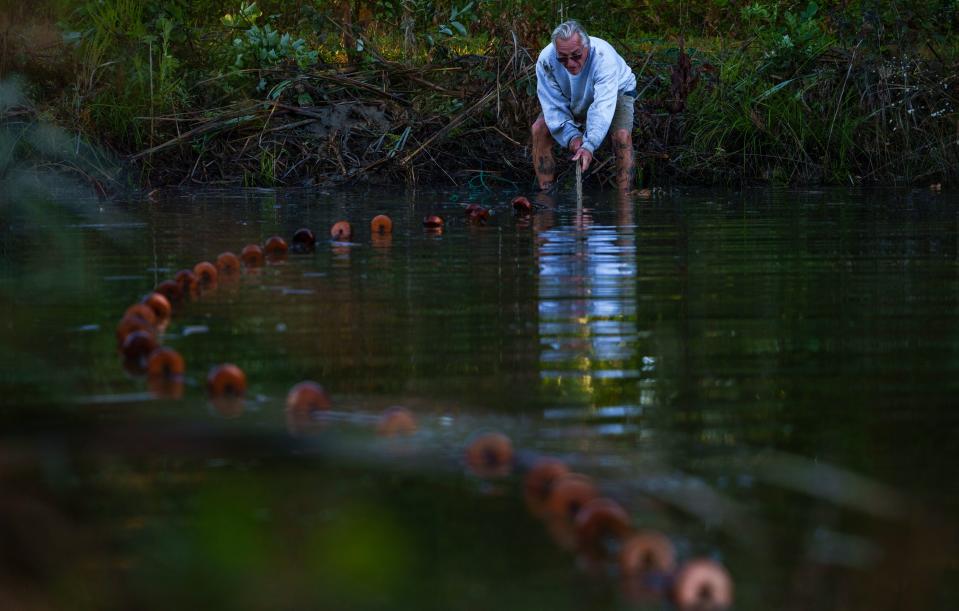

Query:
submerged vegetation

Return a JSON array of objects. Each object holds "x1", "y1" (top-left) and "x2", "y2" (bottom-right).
[{"x1": 0, "y1": 0, "x2": 957, "y2": 188}]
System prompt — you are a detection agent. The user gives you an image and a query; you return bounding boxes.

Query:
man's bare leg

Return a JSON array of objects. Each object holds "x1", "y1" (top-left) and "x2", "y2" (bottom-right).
[
  {"x1": 531, "y1": 116, "x2": 556, "y2": 190},
  {"x1": 612, "y1": 128, "x2": 635, "y2": 191}
]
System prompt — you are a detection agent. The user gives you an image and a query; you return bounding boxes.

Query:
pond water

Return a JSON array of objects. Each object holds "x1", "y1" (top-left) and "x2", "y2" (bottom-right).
[{"x1": 1, "y1": 183, "x2": 957, "y2": 610}]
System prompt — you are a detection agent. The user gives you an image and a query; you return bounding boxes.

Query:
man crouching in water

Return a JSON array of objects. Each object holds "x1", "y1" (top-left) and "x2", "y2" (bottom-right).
[{"x1": 532, "y1": 20, "x2": 638, "y2": 191}]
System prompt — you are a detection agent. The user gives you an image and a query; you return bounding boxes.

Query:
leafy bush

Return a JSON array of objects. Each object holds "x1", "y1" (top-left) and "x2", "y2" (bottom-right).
[
  {"x1": 231, "y1": 24, "x2": 318, "y2": 69},
  {"x1": 222, "y1": 2, "x2": 318, "y2": 92},
  {"x1": 742, "y1": 2, "x2": 834, "y2": 76}
]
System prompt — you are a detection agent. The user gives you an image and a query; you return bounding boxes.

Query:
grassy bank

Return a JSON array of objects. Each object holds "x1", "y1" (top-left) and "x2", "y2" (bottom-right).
[{"x1": 1, "y1": 0, "x2": 957, "y2": 189}]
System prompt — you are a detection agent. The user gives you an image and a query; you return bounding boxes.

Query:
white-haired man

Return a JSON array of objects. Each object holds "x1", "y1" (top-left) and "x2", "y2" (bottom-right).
[{"x1": 532, "y1": 20, "x2": 637, "y2": 191}]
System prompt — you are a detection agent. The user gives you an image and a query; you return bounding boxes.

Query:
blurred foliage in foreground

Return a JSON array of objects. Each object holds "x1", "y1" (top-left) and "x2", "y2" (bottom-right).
[{"x1": 0, "y1": 0, "x2": 957, "y2": 186}]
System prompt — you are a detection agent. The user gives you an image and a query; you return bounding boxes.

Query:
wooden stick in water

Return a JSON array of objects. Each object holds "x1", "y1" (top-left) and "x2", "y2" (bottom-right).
[{"x1": 575, "y1": 158, "x2": 583, "y2": 208}]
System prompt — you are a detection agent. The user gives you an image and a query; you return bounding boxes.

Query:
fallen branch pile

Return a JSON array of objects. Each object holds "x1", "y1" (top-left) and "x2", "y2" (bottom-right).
[{"x1": 134, "y1": 35, "x2": 543, "y2": 189}]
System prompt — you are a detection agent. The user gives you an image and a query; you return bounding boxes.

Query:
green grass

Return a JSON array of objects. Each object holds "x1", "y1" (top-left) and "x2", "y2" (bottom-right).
[{"x1": 4, "y1": 0, "x2": 958, "y2": 185}]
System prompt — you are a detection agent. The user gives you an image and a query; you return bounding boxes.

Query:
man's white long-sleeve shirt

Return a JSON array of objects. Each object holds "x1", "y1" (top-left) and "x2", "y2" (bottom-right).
[{"x1": 535, "y1": 37, "x2": 636, "y2": 153}]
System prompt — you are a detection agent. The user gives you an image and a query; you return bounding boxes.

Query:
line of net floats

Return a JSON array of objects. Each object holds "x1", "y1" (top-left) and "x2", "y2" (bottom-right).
[{"x1": 114, "y1": 202, "x2": 733, "y2": 611}]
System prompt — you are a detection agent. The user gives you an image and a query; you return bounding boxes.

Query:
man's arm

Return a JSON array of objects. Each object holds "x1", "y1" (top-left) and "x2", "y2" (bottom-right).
[
  {"x1": 581, "y1": 67, "x2": 619, "y2": 154},
  {"x1": 536, "y1": 59, "x2": 582, "y2": 148}
]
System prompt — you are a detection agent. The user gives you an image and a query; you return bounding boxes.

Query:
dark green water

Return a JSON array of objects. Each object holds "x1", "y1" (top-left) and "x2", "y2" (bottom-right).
[{"x1": 1, "y1": 184, "x2": 957, "y2": 610}]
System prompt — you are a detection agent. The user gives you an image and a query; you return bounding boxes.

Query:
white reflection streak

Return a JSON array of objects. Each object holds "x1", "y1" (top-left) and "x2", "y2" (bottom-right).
[{"x1": 537, "y1": 202, "x2": 644, "y2": 417}]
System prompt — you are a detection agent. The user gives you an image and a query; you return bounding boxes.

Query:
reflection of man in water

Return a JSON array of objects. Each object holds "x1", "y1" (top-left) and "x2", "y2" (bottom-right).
[
  {"x1": 536, "y1": 192, "x2": 639, "y2": 407},
  {"x1": 531, "y1": 20, "x2": 637, "y2": 191}
]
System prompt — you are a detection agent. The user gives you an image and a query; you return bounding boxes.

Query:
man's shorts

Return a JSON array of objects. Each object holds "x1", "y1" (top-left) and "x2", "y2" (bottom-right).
[
  {"x1": 538, "y1": 90, "x2": 636, "y2": 148},
  {"x1": 609, "y1": 90, "x2": 637, "y2": 134}
]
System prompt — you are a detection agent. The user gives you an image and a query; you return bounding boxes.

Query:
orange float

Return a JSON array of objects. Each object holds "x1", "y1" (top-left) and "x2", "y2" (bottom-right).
[
  {"x1": 174, "y1": 269, "x2": 198, "y2": 300},
  {"x1": 620, "y1": 530, "x2": 677, "y2": 576},
  {"x1": 207, "y1": 363, "x2": 247, "y2": 397},
  {"x1": 146, "y1": 347, "x2": 185, "y2": 380},
  {"x1": 142, "y1": 292, "x2": 172, "y2": 324},
  {"x1": 145, "y1": 347, "x2": 185, "y2": 398},
  {"x1": 330, "y1": 221, "x2": 352, "y2": 241},
  {"x1": 512, "y1": 196, "x2": 532, "y2": 215},
  {"x1": 264, "y1": 236, "x2": 288, "y2": 262},
  {"x1": 155, "y1": 279, "x2": 183, "y2": 305},
  {"x1": 465, "y1": 432, "x2": 513, "y2": 478},
  {"x1": 545, "y1": 473, "x2": 599, "y2": 523},
  {"x1": 284, "y1": 380, "x2": 331, "y2": 435},
  {"x1": 286, "y1": 380, "x2": 331, "y2": 410},
  {"x1": 672, "y1": 559, "x2": 733, "y2": 611},
  {"x1": 376, "y1": 406, "x2": 417, "y2": 437},
  {"x1": 292, "y1": 228, "x2": 316, "y2": 253},
  {"x1": 207, "y1": 363, "x2": 247, "y2": 418},
  {"x1": 465, "y1": 204, "x2": 490, "y2": 225},
  {"x1": 120, "y1": 330, "x2": 158, "y2": 370},
  {"x1": 240, "y1": 244, "x2": 265, "y2": 268},
  {"x1": 193, "y1": 261, "x2": 218, "y2": 292},
  {"x1": 573, "y1": 497, "x2": 632, "y2": 555},
  {"x1": 370, "y1": 215, "x2": 393, "y2": 235},
  {"x1": 523, "y1": 457, "x2": 570, "y2": 517},
  {"x1": 216, "y1": 251, "x2": 241, "y2": 279},
  {"x1": 422, "y1": 215, "x2": 444, "y2": 229}
]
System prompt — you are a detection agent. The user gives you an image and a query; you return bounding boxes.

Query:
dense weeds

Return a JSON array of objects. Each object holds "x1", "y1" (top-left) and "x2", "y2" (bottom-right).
[{"x1": 1, "y1": 0, "x2": 957, "y2": 189}]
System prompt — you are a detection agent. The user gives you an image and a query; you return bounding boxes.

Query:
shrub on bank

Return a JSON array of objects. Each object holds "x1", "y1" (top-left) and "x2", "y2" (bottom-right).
[{"x1": 0, "y1": 0, "x2": 956, "y2": 186}]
